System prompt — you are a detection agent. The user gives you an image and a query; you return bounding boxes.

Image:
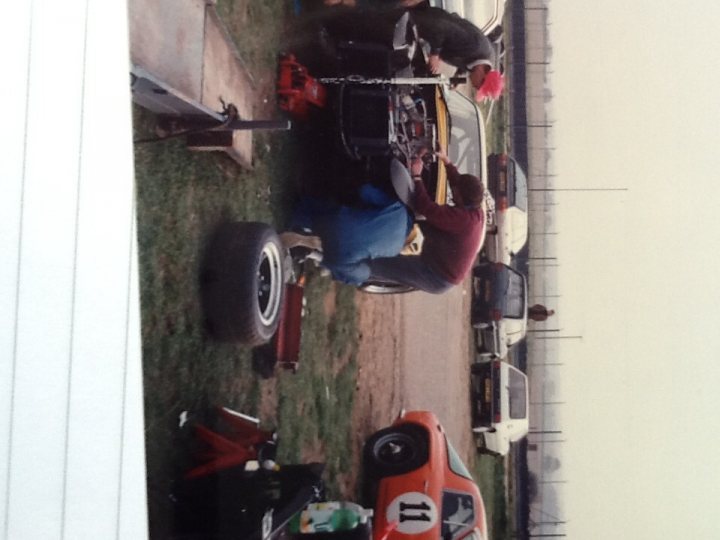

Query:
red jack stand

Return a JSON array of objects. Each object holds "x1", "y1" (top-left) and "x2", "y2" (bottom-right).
[
  {"x1": 274, "y1": 275, "x2": 306, "y2": 372},
  {"x1": 277, "y1": 54, "x2": 327, "y2": 121},
  {"x1": 185, "y1": 407, "x2": 277, "y2": 480}
]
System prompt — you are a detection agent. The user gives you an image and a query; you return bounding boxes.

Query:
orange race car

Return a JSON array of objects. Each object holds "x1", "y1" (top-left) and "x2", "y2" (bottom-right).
[{"x1": 363, "y1": 411, "x2": 489, "y2": 540}]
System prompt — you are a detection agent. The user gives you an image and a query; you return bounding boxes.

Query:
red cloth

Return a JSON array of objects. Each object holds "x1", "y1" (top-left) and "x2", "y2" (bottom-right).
[{"x1": 413, "y1": 163, "x2": 485, "y2": 284}]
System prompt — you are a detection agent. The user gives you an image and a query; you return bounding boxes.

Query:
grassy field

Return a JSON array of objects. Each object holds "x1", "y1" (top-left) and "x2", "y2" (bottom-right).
[{"x1": 133, "y1": 2, "x2": 361, "y2": 536}]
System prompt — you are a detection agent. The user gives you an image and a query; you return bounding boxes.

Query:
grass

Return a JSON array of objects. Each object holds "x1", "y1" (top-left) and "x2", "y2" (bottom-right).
[
  {"x1": 474, "y1": 456, "x2": 510, "y2": 539},
  {"x1": 133, "y1": 2, "x2": 360, "y2": 535}
]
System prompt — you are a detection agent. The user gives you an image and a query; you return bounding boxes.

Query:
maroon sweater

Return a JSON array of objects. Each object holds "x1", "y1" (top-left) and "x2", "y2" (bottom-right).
[{"x1": 414, "y1": 164, "x2": 485, "y2": 284}]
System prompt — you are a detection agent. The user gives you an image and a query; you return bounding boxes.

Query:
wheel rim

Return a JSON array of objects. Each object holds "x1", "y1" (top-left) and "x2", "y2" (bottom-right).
[
  {"x1": 257, "y1": 242, "x2": 283, "y2": 326},
  {"x1": 373, "y1": 432, "x2": 416, "y2": 466},
  {"x1": 360, "y1": 281, "x2": 414, "y2": 294}
]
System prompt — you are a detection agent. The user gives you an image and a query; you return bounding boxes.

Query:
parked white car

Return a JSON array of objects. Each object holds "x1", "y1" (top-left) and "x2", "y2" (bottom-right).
[
  {"x1": 483, "y1": 153, "x2": 529, "y2": 264},
  {"x1": 470, "y1": 360, "x2": 529, "y2": 456},
  {"x1": 471, "y1": 261, "x2": 528, "y2": 359}
]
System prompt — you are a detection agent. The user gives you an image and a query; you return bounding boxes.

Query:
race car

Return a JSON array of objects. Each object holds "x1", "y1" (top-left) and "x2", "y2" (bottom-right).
[{"x1": 363, "y1": 410, "x2": 488, "y2": 540}]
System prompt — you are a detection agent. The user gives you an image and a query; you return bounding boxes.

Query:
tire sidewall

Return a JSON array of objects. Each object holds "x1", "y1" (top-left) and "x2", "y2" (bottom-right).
[{"x1": 363, "y1": 423, "x2": 428, "y2": 478}]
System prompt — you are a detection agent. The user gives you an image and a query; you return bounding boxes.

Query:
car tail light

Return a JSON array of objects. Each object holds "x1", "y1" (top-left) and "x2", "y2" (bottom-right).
[
  {"x1": 490, "y1": 308, "x2": 502, "y2": 321},
  {"x1": 494, "y1": 411, "x2": 502, "y2": 423},
  {"x1": 497, "y1": 196, "x2": 508, "y2": 211},
  {"x1": 493, "y1": 262, "x2": 504, "y2": 272},
  {"x1": 499, "y1": 154, "x2": 508, "y2": 166}
]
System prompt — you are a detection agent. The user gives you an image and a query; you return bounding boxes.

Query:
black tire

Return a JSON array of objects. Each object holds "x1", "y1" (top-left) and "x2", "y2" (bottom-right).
[
  {"x1": 363, "y1": 423, "x2": 428, "y2": 478},
  {"x1": 358, "y1": 280, "x2": 415, "y2": 295},
  {"x1": 470, "y1": 362, "x2": 489, "y2": 375},
  {"x1": 201, "y1": 222, "x2": 285, "y2": 346}
]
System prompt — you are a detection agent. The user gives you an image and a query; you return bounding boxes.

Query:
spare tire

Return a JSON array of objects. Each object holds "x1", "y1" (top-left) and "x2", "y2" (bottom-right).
[{"x1": 201, "y1": 222, "x2": 285, "y2": 346}]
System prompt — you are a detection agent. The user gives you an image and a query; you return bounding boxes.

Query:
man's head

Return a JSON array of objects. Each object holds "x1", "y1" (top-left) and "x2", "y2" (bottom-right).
[
  {"x1": 456, "y1": 174, "x2": 485, "y2": 209},
  {"x1": 468, "y1": 63, "x2": 491, "y2": 90}
]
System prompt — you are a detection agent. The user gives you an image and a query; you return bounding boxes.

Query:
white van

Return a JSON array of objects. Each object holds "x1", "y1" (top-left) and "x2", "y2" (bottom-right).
[{"x1": 470, "y1": 360, "x2": 529, "y2": 456}]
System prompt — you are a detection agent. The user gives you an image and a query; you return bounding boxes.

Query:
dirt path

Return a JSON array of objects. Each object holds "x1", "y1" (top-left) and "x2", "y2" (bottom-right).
[
  {"x1": 346, "y1": 278, "x2": 474, "y2": 495},
  {"x1": 398, "y1": 282, "x2": 474, "y2": 455}
]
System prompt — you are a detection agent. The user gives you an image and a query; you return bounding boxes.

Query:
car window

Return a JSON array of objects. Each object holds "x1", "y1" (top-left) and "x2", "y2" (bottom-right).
[
  {"x1": 508, "y1": 368, "x2": 527, "y2": 419},
  {"x1": 502, "y1": 269, "x2": 525, "y2": 319},
  {"x1": 444, "y1": 88, "x2": 485, "y2": 182},
  {"x1": 511, "y1": 159, "x2": 528, "y2": 211},
  {"x1": 441, "y1": 490, "x2": 475, "y2": 540},
  {"x1": 445, "y1": 437, "x2": 473, "y2": 480}
]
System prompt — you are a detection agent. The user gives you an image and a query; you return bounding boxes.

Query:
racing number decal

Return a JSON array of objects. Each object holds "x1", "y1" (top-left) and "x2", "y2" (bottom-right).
[{"x1": 386, "y1": 492, "x2": 438, "y2": 535}]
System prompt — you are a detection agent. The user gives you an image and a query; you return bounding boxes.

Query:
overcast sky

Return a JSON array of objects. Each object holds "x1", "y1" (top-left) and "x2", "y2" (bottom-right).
[{"x1": 548, "y1": 2, "x2": 720, "y2": 538}]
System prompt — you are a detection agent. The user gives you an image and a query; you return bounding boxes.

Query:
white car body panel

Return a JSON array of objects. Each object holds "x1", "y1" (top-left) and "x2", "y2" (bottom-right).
[{"x1": 474, "y1": 363, "x2": 529, "y2": 456}]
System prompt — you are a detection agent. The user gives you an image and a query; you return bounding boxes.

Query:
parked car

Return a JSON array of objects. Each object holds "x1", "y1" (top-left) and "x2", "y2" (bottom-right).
[
  {"x1": 471, "y1": 261, "x2": 527, "y2": 359},
  {"x1": 483, "y1": 153, "x2": 528, "y2": 264},
  {"x1": 470, "y1": 360, "x2": 529, "y2": 456},
  {"x1": 363, "y1": 410, "x2": 488, "y2": 540}
]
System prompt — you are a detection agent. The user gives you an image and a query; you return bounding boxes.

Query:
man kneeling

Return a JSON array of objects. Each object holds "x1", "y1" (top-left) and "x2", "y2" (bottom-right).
[{"x1": 365, "y1": 150, "x2": 486, "y2": 294}]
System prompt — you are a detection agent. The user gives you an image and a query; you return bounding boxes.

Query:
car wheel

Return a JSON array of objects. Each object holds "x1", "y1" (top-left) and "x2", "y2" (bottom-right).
[
  {"x1": 363, "y1": 424, "x2": 428, "y2": 477},
  {"x1": 358, "y1": 280, "x2": 415, "y2": 295},
  {"x1": 470, "y1": 362, "x2": 490, "y2": 374},
  {"x1": 201, "y1": 222, "x2": 285, "y2": 346},
  {"x1": 475, "y1": 346, "x2": 495, "y2": 359}
]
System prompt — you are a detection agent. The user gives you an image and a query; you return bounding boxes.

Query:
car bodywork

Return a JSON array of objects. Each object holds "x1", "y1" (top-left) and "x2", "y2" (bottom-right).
[
  {"x1": 472, "y1": 262, "x2": 528, "y2": 359},
  {"x1": 470, "y1": 360, "x2": 529, "y2": 456},
  {"x1": 364, "y1": 410, "x2": 488, "y2": 540},
  {"x1": 483, "y1": 153, "x2": 529, "y2": 264}
]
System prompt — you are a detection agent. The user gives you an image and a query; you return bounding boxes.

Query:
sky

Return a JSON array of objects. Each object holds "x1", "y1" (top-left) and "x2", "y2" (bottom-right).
[{"x1": 547, "y1": 1, "x2": 720, "y2": 537}]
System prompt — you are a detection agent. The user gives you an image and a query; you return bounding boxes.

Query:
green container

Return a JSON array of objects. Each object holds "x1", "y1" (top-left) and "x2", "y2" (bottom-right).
[{"x1": 288, "y1": 501, "x2": 372, "y2": 534}]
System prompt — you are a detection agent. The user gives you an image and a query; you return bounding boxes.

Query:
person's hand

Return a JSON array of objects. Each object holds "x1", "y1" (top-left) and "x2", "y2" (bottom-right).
[
  {"x1": 410, "y1": 149, "x2": 428, "y2": 177},
  {"x1": 435, "y1": 150, "x2": 451, "y2": 165},
  {"x1": 427, "y1": 54, "x2": 441, "y2": 75},
  {"x1": 410, "y1": 158, "x2": 424, "y2": 178}
]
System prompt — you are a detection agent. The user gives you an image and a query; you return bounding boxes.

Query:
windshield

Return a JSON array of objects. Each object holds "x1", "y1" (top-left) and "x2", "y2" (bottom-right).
[
  {"x1": 503, "y1": 268, "x2": 525, "y2": 319},
  {"x1": 508, "y1": 159, "x2": 528, "y2": 212},
  {"x1": 508, "y1": 368, "x2": 527, "y2": 419},
  {"x1": 443, "y1": 87, "x2": 486, "y2": 186},
  {"x1": 445, "y1": 437, "x2": 473, "y2": 480},
  {"x1": 441, "y1": 490, "x2": 475, "y2": 540}
]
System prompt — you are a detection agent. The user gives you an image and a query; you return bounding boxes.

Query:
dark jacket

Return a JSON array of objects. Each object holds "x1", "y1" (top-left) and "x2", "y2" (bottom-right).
[
  {"x1": 411, "y1": 6, "x2": 494, "y2": 71},
  {"x1": 321, "y1": 5, "x2": 493, "y2": 73}
]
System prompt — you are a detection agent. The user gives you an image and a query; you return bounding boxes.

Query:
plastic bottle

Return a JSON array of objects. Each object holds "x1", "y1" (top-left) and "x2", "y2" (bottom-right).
[{"x1": 288, "y1": 501, "x2": 373, "y2": 534}]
